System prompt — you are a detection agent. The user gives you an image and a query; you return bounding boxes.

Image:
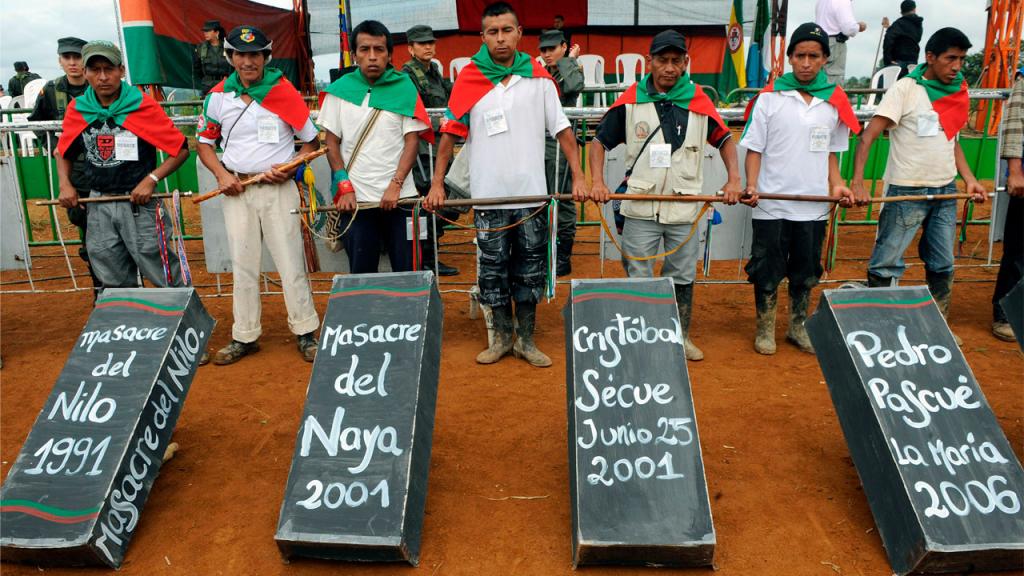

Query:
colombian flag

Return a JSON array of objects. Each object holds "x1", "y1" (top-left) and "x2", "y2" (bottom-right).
[{"x1": 717, "y1": 0, "x2": 747, "y2": 97}]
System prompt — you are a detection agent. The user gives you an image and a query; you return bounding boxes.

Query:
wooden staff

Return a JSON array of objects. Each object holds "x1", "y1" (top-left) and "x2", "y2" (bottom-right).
[
  {"x1": 191, "y1": 147, "x2": 329, "y2": 204},
  {"x1": 35, "y1": 192, "x2": 193, "y2": 206}
]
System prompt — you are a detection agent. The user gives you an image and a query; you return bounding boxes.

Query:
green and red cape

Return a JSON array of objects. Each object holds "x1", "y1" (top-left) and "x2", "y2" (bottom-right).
[
  {"x1": 57, "y1": 82, "x2": 185, "y2": 157},
  {"x1": 441, "y1": 45, "x2": 556, "y2": 137},
  {"x1": 200, "y1": 69, "x2": 310, "y2": 140},
  {"x1": 906, "y1": 64, "x2": 969, "y2": 140},
  {"x1": 743, "y1": 71, "x2": 861, "y2": 135},
  {"x1": 320, "y1": 67, "x2": 434, "y2": 143},
  {"x1": 608, "y1": 73, "x2": 727, "y2": 132}
]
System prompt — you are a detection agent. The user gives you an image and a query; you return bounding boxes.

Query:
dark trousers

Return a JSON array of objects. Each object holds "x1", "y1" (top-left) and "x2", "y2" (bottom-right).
[
  {"x1": 341, "y1": 208, "x2": 414, "y2": 274},
  {"x1": 745, "y1": 219, "x2": 827, "y2": 294},
  {"x1": 475, "y1": 208, "x2": 549, "y2": 307},
  {"x1": 994, "y1": 195, "x2": 1024, "y2": 322}
]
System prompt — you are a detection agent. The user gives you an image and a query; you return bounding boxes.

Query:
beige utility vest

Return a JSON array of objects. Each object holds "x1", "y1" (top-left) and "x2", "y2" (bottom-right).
[{"x1": 620, "y1": 102, "x2": 708, "y2": 225}]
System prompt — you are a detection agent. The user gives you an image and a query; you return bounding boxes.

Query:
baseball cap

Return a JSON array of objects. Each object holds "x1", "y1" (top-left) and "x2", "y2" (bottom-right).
[
  {"x1": 82, "y1": 41, "x2": 123, "y2": 67},
  {"x1": 650, "y1": 30, "x2": 687, "y2": 55}
]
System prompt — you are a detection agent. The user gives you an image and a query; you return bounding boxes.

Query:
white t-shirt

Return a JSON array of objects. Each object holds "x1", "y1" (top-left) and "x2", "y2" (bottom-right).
[
  {"x1": 318, "y1": 93, "x2": 427, "y2": 203},
  {"x1": 740, "y1": 90, "x2": 850, "y2": 221},
  {"x1": 874, "y1": 77, "x2": 958, "y2": 188},
  {"x1": 815, "y1": 0, "x2": 860, "y2": 37},
  {"x1": 465, "y1": 74, "x2": 570, "y2": 209},
  {"x1": 198, "y1": 91, "x2": 318, "y2": 174}
]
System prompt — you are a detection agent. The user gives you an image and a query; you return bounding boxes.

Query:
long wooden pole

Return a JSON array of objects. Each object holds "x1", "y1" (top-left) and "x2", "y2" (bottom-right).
[
  {"x1": 191, "y1": 147, "x2": 329, "y2": 204},
  {"x1": 35, "y1": 192, "x2": 193, "y2": 206}
]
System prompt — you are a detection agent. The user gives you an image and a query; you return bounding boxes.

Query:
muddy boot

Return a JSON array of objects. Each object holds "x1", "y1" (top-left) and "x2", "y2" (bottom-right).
[
  {"x1": 927, "y1": 271, "x2": 962, "y2": 346},
  {"x1": 754, "y1": 288, "x2": 778, "y2": 355},
  {"x1": 786, "y1": 288, "x2": 815, "y2": 354},
  {"x1": 867, "y1": 273, "x2": 893, "y2": 288},
  {"x1": 674, "y1": 283, "x2": 704, "y2": 361},
  {"x1": 556, "y1": 237, "x2": 574, "y2": 277},
  {"x1": 476, "y1": 304, "x2": 514, "y2": 364},
  {"x1": 512, "y1": 302, "x2": 552, "y2": 367}
]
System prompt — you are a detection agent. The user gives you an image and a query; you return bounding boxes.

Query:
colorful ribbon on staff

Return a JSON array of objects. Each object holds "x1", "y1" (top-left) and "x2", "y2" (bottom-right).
[
  {"x1": 546, "y1": 198, "x2": 559, "y2": 301},
  {"x1": 171, "y1": 191, "x2": 192, "y2": 285}
]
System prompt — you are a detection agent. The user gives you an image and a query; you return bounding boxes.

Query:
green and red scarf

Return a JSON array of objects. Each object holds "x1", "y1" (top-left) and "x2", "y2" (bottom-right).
[
  {"x1": 907, "y1": 64, "x2": 969, "y2": 140},
  {"x1": 441, "y1": 44, "x2": 556, "y2": 137},
  {"x1": 57, "y1": 82, "x2": 185, "y2": 157},
  {"x1": 320, "y1": 67, "x2": 434, "y2": 143},
  {"x1": 608, "y1": 72, "x2": 727, "y2": 132},
  {"x1": 743, "y1": 71, "x2": 861, "y2": 135},
  {"x1": 199, "y1": 68, "x2": 310, "y2": 140}
]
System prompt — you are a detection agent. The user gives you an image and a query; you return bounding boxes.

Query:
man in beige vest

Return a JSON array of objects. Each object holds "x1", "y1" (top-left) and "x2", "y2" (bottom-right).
[{"x1": 589, "y1": 30, "x2": 743, "y2": 361}]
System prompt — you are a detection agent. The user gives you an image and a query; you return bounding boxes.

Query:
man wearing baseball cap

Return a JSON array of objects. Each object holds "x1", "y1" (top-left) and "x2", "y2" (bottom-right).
[
  {"x1": 56, "y1": 41, "x2": 191, "y2": 292},
  {"x1": 589, "y1": 29, "x2": 743, "y2": 362},
  {"x1": 740, "y1": 22, "x2": 860, "y2": 355},
  {"x1": 196, "y1": 25, "x2": 321, "y2": 365},
  {"x1": 538, "y1": 28, "x2": 584, "y2": 277},
  {"x1": 193, "y1": 19, "x2": 231, "y2": 95},
  {"x1": 29, "y1": 36, "x2": 104, "y2": 298}
]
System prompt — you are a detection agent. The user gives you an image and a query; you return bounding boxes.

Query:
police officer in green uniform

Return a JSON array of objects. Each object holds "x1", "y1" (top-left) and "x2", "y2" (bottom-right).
[
  {"x1": 403, "y1": 24, "x2": 459, "y2": 276},
  {"x1": 8, "y1": 61, "x2": 41, "y2": 98},
  {"x1": 539, "y1": 29, "x2": 584, "y2": 276},
  {"x1": 29, "y1": 36, "x2": 103, "y2": 298},
  {"x1": 192, "y1": 20, "x2": 232, "y2": 95}
]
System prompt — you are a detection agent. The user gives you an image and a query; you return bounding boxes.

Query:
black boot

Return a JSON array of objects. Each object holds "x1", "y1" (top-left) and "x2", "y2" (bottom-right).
[
  {"x1": 754, "y1": 287, "x2": 778, "y2": 355},
  {"x1": 556, "y1": 237, "x2": 574, "y2": 277},
  {"x1": 477, "y1": 304, "x2": 514, "y2": 364},
  {"x1": 420, "y1": 235, "x2": 459, "y2": 276},
  {"x1": 786, "y1": 287, "x2": 815, "y2": 354},
  {"x1": 512, "y1": 302, "x2": 552, "y2": 367},
  {"x1": 674, "y1": 283, "x2": 703, "y2": 361},
  {"x1": 926, "y1": 270, "x2": 962, "y2": 346},
  {"x1": 867, "y1": 273, "x2": 893, "y2": 288}
]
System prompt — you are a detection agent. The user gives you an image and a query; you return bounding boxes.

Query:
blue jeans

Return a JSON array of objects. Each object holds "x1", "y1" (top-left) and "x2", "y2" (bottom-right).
[{"x1": 868, "y1": 183, "x2": 958, "y2": 280}]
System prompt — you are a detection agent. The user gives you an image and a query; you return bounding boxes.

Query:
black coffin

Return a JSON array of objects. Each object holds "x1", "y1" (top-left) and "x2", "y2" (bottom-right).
[
  {"x1": 0, "y1": 288, "x2": 213, "y2": 567},
  {"x1": 275, "y1": 272, "x2": 442, "y2": 565},
  {"x1": 564, "y1": 278, "x2": 715, "y2": 567},
  {"x1": 806, "y1": 286, "x2": 1024, "y2": 575}
]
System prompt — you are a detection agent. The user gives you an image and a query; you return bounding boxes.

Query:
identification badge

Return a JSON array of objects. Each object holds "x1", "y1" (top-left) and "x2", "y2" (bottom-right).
[
  {"x1": 809, "y1": 126, "x2": 830, "y2": 153},
  {"x1": 484, "y1": 108, "x2": 508, "y2": 137},
  {"x1": 114, "y1": 134, "x2": 139, "y2": 161},
  {"x1": 406, "y1": 216, "x2": 428, "y2": 241},
  {"x1": 258, "y1": 116, "x2": 280, "y2": 143},
  {"x1": 917, "y1": 110, "x2": 940, "y2": 137},
  {"x1": 649, "y1": 143, "x2": 672, "y2": 168}
]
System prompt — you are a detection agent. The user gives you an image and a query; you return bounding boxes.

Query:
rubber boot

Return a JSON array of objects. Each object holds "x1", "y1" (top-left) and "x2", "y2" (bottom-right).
[
  {"x1": 674, "y1": 283, "x2": 704, "y2": 361},
  {"x1": 785, "y1": 288, "x2": 815, "y2": 354},
  {"x1": 926, "y1": 271, "x2": 963, "y2": 346},
  {"x1": 867, "y1": 273, "x2": 893, "y2": 288},
  {"x1": 476, "y1": 304, "x2": 514, "y2": 364},
  {"x1": 754, "y1": 288, "x2": 778, "y2": 355},
  {"x1": 556, "y1": 237, "x2": 574, "y2": 277},
  {"x1": 512, "y1": 302, "x2": 552, "y2": 367}
]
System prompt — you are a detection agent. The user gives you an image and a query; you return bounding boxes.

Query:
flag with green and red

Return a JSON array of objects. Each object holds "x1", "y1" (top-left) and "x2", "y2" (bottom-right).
[
  {"x1": 200, "y1": 69, "x2": 310, "y2": 140},
  {"x1": 907, "y1": 65, "x2": 969, "y2": 140},
  {"x1": 742, "y1": 71, "x2": 862, "y2": 136},
  {"x1": 320, "y1": 67, "x2": 434, "y2": 143},
  {"x1": 609, "y1": 72, "x2": 728, "y2": 133}
]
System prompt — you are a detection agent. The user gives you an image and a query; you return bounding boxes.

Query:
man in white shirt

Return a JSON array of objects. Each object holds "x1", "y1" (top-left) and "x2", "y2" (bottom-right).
[
  {"x1": 424, "y1": 1, "x2": 587, "y2": 368},
  {"x1": 741, "y1": 23, "x2": 858, "y2": 355},
  {"x1": 196, "y1": 25, "x2": 321, "y2": 365},
  {"x1": 319, "y1": 20, "x2": 431, "y2": 274},
  {"x1": 851, "y1": 28, "x2": 986, "y2": 345},
  {"x1": 815, "y1": 0, "x2": 867, "y2": 85}
]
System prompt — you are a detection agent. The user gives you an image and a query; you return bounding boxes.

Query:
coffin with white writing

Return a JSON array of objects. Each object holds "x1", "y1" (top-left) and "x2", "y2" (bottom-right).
[
  {"x1": 564, "y1": 278, "x2": 715, "y2": 567},
  {"x1": 275, "y1": 271, "x2": 442, "y2": 564},
  {"x1": 806, "y1": 286, "x2": 1024, "y2": 575},
  {"x1": 0, "y1": 288, "x2": 213, "y2": 568}
]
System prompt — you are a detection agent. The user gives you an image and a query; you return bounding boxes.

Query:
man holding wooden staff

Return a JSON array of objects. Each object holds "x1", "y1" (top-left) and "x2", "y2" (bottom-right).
[
  {"x1": 589, "y1": 29, "x2": 743, "y2": 362},
  {"x1": 740, "y1": 23, "x2": 859, "y2": 355},
  {"x1": 851, "y1": 27, "x2": 986, "y2": 346},
  {"x1": 319, "y1": 20, "x2": 432, "y2": 274},
  {"x1": 424, "y1": 1, "x2": 587, "y2": 367},
  {"x1": 56, "y1": 41, "x2": 189, "y2": 291},
  {"x1": 196, "y1": 25, "x2": 320, "y2": 365}
]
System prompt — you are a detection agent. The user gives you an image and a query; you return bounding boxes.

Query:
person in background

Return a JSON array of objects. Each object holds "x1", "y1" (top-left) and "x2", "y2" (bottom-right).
[
  {"x1": 552, "y1": 14, "x2": 572, "y2": 47},
  {"x1": 193, "y1": 20, "x2": 232, "y2": 95},
  {"x1": 883, "y1": 0, "x2": 923, "y2": 78},
  {"x1": 8, "y1": 61, "x2": 41, "y2": 98},
  {"x1": 992, "y1": 67, "x2": 1024, "y2": 342},
  {"x1": 539, "y1": 28, "x2": 584, "y2": 276},
  {"x1": 815, "y1": 0, "x2": 867, "y2": 85}
]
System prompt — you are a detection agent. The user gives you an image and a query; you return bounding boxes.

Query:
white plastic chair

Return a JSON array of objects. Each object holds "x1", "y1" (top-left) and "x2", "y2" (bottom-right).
[
  {"x1": 431, "y1": 58, "x2": 443, "y2": 77},
  {"x1": 577, "y1": 54, "x2": 606, "y2": 107},
  {"x1": 8, "y1": 96, "x2": 36, "y2": 156},
  {"x1": 615, "y1": 53, "x2": 645, "y2": 85},
  {"x1": 864, "y1": 65, "x2": 902, "y2": 108},
  {"x1": 536, "y1": 55, "x2": 544, "y2": 66},
  {"x1": 22, "y1": 78, "x2": 46, "y2": 110},
  {"x1": 450, "y1": 57, "x2": 471, "y2": 80},
  {"x1": 0, "y1": 95, "x2": 11, "y2": 110}
]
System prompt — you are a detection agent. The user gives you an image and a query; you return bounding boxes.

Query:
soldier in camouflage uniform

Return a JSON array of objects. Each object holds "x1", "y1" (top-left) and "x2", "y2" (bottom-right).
[
  {"x1": 7, "y1": 61, "x2": 41, "y2": 98},
  {"x1": 402, "y1": 24, "x2": 459, "y2": 276},
  {"x1": 192, "y1": 20, "x2": 232, "y2": 95},
  {"x1": 539, "y1": 29, "x2": 584, "y2": 276},
  {"x1": 28, "y1": 37, "x2": 103, "y2": 298}
]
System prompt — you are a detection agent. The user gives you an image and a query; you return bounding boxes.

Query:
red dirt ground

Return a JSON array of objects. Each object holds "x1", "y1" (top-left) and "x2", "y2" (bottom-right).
[{"x1": 1, "y1": 201, "x2": 1021, "y2": 576}]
